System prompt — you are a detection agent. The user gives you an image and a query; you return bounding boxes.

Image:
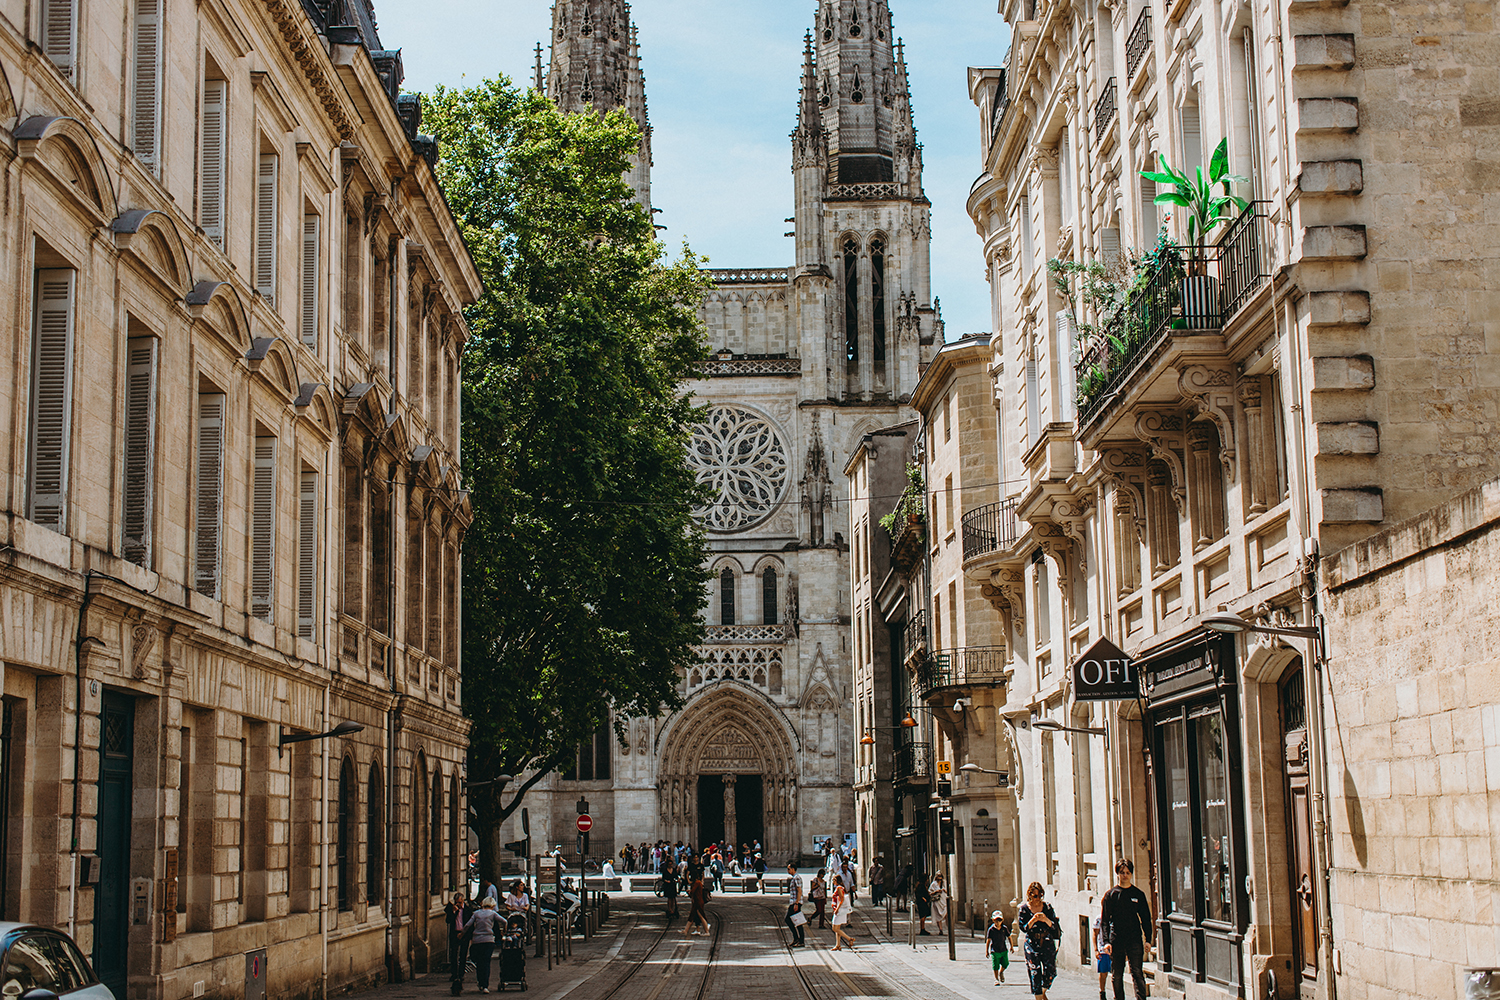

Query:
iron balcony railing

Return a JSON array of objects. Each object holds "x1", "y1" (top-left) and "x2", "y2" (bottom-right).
[
  {"x1": 1126, "y1": 8, "x2": 1152, "y2": 79},
  {"x1": 918, "y1": 647, "x2": 1009, "y2": 697},
  {"x1": 903, "y1": 611, "x2": 929, "y2": 662},
  {"x1": 895, "y1": 741, "x2": 932, "y2": 783},
  {"x1": 1216, "y1": 201, "x2": 1273, "y2": 320},
  {"x1": 962, "y1": 499, "x2": 1020, "y2": 560},
  {"x1": 1094, "y1": 78, "x2": 1117, "y2": 142}
]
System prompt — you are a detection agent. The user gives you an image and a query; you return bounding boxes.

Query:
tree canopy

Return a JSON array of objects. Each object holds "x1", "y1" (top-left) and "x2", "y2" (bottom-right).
[{"x1": 422, "y1": 78, "x2": 710, "y2": 862}]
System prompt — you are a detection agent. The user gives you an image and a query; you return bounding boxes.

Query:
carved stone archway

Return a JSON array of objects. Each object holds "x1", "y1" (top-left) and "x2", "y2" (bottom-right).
[{"x1": 657, "y1": 686, "x2": 800, "y2": 858}]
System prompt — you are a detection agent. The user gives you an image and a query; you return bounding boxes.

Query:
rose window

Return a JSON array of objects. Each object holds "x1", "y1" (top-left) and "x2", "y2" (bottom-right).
[{"x1": 688, "y1": 406, "x2": 790, "y2": 532}]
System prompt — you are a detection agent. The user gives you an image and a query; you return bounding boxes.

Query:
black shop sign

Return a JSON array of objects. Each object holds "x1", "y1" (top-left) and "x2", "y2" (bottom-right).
[{"x1": 1071, "y1": 637, "x2": 1137, "y2": 701}]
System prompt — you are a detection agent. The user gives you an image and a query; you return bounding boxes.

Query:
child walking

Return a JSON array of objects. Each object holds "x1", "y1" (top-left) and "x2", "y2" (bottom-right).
[{"x1": 986, "y1": 910, "x2": 1011, "y2": 985}]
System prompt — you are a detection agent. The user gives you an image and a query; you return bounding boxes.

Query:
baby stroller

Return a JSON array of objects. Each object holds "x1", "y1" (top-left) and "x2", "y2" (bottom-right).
[{"x1": 496, "y1": 913, "x2": 528, "y2": 991}]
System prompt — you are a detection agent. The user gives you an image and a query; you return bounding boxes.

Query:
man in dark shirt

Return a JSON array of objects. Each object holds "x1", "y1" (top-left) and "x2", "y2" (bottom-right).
[{"x1": 1100, "y1": 859, "x2": 1154, "y2": 1000}]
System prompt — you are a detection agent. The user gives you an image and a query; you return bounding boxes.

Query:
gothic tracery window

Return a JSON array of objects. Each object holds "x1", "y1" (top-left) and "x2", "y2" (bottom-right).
[
  {"x1": 844, "y1": 237, "x2": 860, "y2": 365},
  {"x1": 688, "y1": 406, "x2": 790, "y2": 532}
]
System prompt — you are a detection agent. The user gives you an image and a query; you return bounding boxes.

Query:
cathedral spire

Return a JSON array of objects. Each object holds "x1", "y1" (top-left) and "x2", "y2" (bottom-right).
[
  {"x1": 792, "y1": 31, "x2": 827, "y2": 168},
  {"x1": 545, "y1": 0, "x2": 652, "y2": 208}
]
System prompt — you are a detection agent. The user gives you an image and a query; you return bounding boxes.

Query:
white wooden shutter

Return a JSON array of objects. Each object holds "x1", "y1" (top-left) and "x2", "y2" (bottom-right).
[
  {"x1": 200, "y1": 80, "x2": 227, "y2": 247},
  {"x1": 1019, "y1": 194, "x2": 1033, "y2": 276},
  {"x1": 1181, "y1": 103, "x2": 1203, "y2": 177},
  {"x1": 301, "y1": 214, "x2": 320, "y2": 347},
  {"x1": 1025, "y1": 352, "x2": 1041, "y2": 448},
  {"x1": 1056, "y1": 310, "x2": 1077, "y2": 423},
  {"x1": 1058, "y1": 132, "x2": 1072, "y2": 223},
  {"x1": 1101, "y1": 227, "x2": 1122, "y2": 268},
  {"x1": 194, "y1": 394, "x2": 226, "y2": 597},
  {"x1": 251, "y1": 437, "x2": 277, "y2": 621},
  {"x1": 28, "y1": 270, "x2": 76, "y2": 531},
  {"x1": 42, "y1": 0, "x2": 77, "y2": 81},
  {"x1": 297, "y1": 471, "x2": 318, "y2": 639},
  {"x1": 121, "y1": 338, "x2": 158, "y2": 565},
  {"x1": 132, "y1": 0, "x2": 163, "y2": 171},
  {"x1": 1140, "y1": 178, "x2": 1157, "y2": 246},
  {"x1": 254, "y1": 154, "x2": 278, "y2": 303}
]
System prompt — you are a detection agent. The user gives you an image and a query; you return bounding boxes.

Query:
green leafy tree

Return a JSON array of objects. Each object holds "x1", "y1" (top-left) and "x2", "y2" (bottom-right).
[{"x1": 422, "y1": 78, "x2": 711, "y2": 874}]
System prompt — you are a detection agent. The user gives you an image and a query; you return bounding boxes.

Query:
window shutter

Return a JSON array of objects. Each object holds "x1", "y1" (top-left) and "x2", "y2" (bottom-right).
[
  {"x1": 1019, "y1": 194, "x2": 1033, "y2": 276},
  {"x1": 201, "y1": 80, "x2": 227, "y2": 247},
  {"x1": 1140, "y1": 178, "x2": 1158, "y2": 246},
  {"x1": 251, "y1": 437, "x2": 277, "y2": 621},
  {"x1": 1101, "y1": 227, "x2": 1122, "y2": 268},
  {"x1": 132, "y1": 0, "x2": 163, "y2": 171},
  {"x1": 301, "y1": 214, "x2": 320, "y2": 347},
  {"x1": 254, "y1": 154, "x2": 278, "y2": 303},
  {"x1": 1181, "y1": 103, "x2": 1203, "y2": 176},
  {"x1": 1025, "y1": 353, "x2": 1041, "y2": 448},
  {"x1": 28, "y1": 270, "x2": 76, "y2": 531},
  {"x1": 298, "y1": 471, "x2": 318, "y2": 639},
  {"x1": 1056, "y1": 310, "x2": 1077, "y2": 423},
  {"x1": 194, "y1": 395, "x2": 226, "y2": 597},
  {"x1": 42, "y1": 0, "x2": 76, "y2": 81},
  {"x1": 122, "y1": 339, "x2": 158, "y2": 565}
]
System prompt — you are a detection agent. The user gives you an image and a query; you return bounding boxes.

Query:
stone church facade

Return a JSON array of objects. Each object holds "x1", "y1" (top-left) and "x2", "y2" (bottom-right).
[{"x1": 519, "y1": 0, "x2": 943, "y2": 862}]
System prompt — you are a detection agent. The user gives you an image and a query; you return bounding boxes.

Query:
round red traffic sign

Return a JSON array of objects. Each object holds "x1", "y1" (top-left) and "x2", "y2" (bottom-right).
[{"x1": 576, "y1": 814, "x2": 593, "y2": 833}]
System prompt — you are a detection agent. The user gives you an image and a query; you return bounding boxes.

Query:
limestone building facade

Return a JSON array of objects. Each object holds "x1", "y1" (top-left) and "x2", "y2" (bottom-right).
[
  {"x1": 0, "y1": 0, "x2": 479, "y2": 996},
  {"x1": 955, "y1": 0, "x2": 1500, "y2": 999},
  {"x1": 516, "y1": 0, "x2": 943, "y2": 862}
]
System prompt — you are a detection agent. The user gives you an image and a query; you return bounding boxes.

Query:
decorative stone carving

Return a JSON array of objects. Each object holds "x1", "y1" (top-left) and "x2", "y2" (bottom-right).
[
  {"x1": 1102, "y1": 448, "x2": 1148, "y2": 544},
  {"x1": 688, "y1": 405, "x2": 791, "y2": 532},
  {"x1": 1179, "y1": 364, "x2": 1238, "y2": 481},
  {"x1": 1133, "y1": 410, "x2": 1188, "y2": 510},
  {"x1": 986, "y1": 567, "x2": 1027, "y2": 630}
]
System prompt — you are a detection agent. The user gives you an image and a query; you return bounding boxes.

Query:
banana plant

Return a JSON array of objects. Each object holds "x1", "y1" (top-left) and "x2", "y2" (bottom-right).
[{"x1": 1141, "y1": 137, "x2": 1248, "y2": 271}]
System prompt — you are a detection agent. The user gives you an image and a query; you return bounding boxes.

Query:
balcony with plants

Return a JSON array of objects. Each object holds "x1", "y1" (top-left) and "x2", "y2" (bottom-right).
[
  {"x1": 1058, "y1": 140, "x2": 1271, "y2": 443},
  {"x1": 881, "y1": 463, "x2": 927, "y2": 574}
]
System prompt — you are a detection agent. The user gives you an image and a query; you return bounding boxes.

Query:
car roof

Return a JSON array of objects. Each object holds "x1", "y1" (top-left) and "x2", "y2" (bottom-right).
[{"x1": 0, "y1": 924, "x2": 73, "y2": 937}]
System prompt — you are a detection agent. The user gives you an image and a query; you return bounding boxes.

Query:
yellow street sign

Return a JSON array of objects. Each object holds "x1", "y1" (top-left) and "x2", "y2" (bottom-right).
[{"x1": 936, "y1": 760, "x2": 952, "y2": 774}]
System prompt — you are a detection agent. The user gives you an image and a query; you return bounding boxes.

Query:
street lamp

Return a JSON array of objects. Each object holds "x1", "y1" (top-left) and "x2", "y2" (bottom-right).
[
  {"x1": 860, "y1": 713, "x2": 921, "y2": 744},
  {"x1": 1202, "y1": 611, "x2": 1324, "y2": 659},
  {"x1": 466, "y1": 774, "x2": 515, "y2": 790},
  {"x1": 277, "y1": 720, "x2": 363, "y2": 756},
  {"x1": 1031, "y1": 719, "x2": 1107, "y2": 736}
]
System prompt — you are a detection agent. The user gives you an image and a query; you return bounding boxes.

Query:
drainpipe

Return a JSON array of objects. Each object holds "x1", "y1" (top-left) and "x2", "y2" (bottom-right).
[
  {"x1": 69, "y1": 572, "x2": 100, "y2": 939},
  {"x1": 321, "y1": 681, "x2": 331, "y2": 998}
]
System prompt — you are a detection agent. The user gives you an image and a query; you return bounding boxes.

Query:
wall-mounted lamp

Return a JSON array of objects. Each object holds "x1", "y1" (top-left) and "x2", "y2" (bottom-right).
[
  {"x1": 278, "y1": 720, "x2": 363, "y2": 756},
  {"x1": 1202, "y1": 611, "x2": 1324, "y2": 660},
  {"x1": 1032, "y1": 719, "x2": 1106, "y2": 737}
]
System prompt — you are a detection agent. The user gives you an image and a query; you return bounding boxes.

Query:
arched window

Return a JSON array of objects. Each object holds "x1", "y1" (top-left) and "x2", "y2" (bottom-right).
[
  {"x1": 720, "y1": 568, "x2": 736, "y2": 626},
  {"x1": 337, "y1": 757, "x2": 356, "y2": 910},
  {"x1": 366, "y1": 763, "x2": 384, "y2": 904},
  {"x1": 843, "y1": 237, "x2": 860, "y2": 365},
  {"x1": 762, "y1": 568, "x2": 778, "y2": 626},
  {"x1": 431, "y1": 769, "x2": 444, "y2": 894},
  {"x1": 449, "y1": 773, "x2": 463, "y2": 894},
  {"x1": 870, "y1": 237, "x2": 886, "y2": 364}
]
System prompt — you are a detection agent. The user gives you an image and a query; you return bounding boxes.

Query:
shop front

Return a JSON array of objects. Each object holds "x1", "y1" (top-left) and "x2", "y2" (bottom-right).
[{"x1": 1140, "y1": 634, "x2": 1250, "y2": 997}]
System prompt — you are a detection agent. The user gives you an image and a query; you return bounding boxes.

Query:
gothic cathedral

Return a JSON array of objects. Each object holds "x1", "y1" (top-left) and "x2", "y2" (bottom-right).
[{"x1": 527, "y1": 0, "x2": 942, "y2": 861}]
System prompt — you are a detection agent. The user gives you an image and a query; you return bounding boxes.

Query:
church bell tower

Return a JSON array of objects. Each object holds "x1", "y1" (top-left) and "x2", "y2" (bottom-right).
[{"x1": 543, "y1": 0, "x2": 653, "y2": 209}]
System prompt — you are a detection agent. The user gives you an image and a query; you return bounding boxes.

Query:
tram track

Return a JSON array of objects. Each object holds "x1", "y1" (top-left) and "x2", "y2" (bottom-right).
[{"x1": 573, "y1": 906, "x2": 725, "y2": 1000}]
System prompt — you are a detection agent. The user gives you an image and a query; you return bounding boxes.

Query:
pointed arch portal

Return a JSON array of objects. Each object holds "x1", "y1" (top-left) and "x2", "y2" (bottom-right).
[{"x1": 657, "y1": 686, "x2": 799, "y2": 855}]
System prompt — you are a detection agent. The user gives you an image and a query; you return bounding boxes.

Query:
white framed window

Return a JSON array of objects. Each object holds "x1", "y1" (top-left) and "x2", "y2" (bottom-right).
[
  {"x1": 131, "y1": 0, "x2": 163, "y2": 172},
  {"x1": 297, "y1": 470, "x2": 319, "y2": 639},
  {"x1": 1019, "y1": 193, "x2": 1034, "y2": 276},
  {"x1": 28, "y1": 269, "x2": 76, "y2": 532},
  {"x1": 301, "y1": 213, "x2": 320, "y2": 347},
  {"x1": 121, "y1": 337, "x2": 158, "y2": 565},
  {"x1": 250, "y1": 436, "x2": 278, "y2": 621},
  {"x1": 42, "y1": 0, "x2": 77, "y2": 81},
  {"x1": 1056, "y1": 310, "x2": 1077, "y2": 423},
  {"x1": 194, "y1": 394, "x2": 226, "y2": 597},
  {"x1": 254, "y1": 153, "x2": 279, "y2": 303},
  {"x1": 1059, "y1": 131, "x2": 1073, "y2": 226},
  {"x1": 200, "y1": 80, "x2": 227, "y2": 248},
  {"x1": 1181, "y1": 99, "x2": 1203, "y2": 178}
]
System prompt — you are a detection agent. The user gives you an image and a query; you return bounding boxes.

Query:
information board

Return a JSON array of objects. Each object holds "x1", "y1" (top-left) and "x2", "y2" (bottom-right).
[{"x1": 970, "y1": 817, "x2": 999, "y2": 854}]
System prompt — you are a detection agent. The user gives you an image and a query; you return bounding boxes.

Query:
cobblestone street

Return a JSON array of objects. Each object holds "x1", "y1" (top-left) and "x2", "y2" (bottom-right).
[{"x1": 355, "y1": 893, "x2": 1109, "y2": 1000}]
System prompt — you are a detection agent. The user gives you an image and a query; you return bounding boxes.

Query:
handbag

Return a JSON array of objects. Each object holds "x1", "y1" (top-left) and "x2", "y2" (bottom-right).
[{"x1": 790, "y1": 911, "x2": 808, "y2": 926}]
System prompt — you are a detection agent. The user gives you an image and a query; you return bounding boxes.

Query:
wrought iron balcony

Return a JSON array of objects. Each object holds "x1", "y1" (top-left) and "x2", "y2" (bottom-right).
[
  {"x1": 903, "y1": 611, "x2": 929, "y2": 664},
  {"x1": 895, "y1": 741, "x2": 932, "y2": 784},
  {"x1": 1216, "y1": 201, "x2": 1273, "y2": 321},
  {"x1": 917, "y1": 647, "x2": 1009, "y2": 698},
  {"x1": 962, "y1": 499, "x2": 1020, "y2": 561},
  {"x1": 1094, "y1": 78, "x2": 1117, "y2": 142},
  {"x1": 1126, "y1": 9, "x2": 1152, "y2": 80}
]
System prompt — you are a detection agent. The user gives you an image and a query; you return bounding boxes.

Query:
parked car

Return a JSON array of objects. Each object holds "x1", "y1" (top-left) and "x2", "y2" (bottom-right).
[{"x1": 0, "y1": 924, "x2": 115, "y2": 999}]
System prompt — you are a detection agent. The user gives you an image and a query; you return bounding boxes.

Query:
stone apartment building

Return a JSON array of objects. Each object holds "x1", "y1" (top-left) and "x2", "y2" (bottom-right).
[
  {"x1": 0, "y1": 0, "x2": 479, "y2": 997},
  {"x1": 952, "y1": 0, "x2": 1500, "y2": 999}
]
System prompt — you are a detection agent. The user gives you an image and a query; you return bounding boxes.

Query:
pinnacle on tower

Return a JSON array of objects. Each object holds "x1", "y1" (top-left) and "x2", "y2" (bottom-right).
[
  {"x1": 792, "y1": 31, "x2": 828, "y2": 167},
  {"x1": 810, "y1": 0, "x2": 918, "y2": 191}
]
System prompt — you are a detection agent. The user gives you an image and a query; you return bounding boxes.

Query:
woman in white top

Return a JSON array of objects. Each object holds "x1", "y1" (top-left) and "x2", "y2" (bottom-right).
[
  {"x1": 829, "y1": 875, "x2": 857, "y2": 951},
  {"x1": 929, "y1": 873, "x2": 949, "y2": 934},
  {"x1": 504, "y1": 881, "x2": 530, "y2": 915}
]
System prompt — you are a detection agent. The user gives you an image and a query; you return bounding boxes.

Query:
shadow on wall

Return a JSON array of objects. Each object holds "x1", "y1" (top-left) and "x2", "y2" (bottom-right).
[{"x1": 1343, "y1": 768, "x2": 1368, "y2": 868}]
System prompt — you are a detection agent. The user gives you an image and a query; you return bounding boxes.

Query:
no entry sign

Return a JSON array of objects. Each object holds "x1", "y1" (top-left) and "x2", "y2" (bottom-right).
[{"x1": 576, "y1": 814, "x2": 593, "y2": 833}]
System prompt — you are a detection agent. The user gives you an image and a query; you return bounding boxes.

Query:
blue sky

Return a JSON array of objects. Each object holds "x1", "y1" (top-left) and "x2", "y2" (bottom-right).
[{"x1": 377, "y1": 1, "x2": 1012, "y2": 339}]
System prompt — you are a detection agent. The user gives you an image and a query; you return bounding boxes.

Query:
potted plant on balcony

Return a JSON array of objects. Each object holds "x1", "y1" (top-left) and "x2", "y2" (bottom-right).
[
  {"x1": 879, "y1": 463, "x2": 926, "y2": 538},
  {"x1": 1141, "y1": 138, "x2": 1247, "y2": 329}
]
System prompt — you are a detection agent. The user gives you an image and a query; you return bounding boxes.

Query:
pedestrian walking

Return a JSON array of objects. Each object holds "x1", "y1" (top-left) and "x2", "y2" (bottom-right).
[
  {"x1": 914, "y1": 872, "x2": 932, "y2": 935},
  {"x1": 986, "y1": 910, "x2": 1011, "y2": 985},
  {"x1": 810, "y1": 871, "x2": 828, "y2": 928},
  {"x1": 784, "y1": 864, "x2": 807, "y2": 946},
  {"x1": 1018, "y1": 882, "x2": 1062, "y2": 998},
  {"x1": 929, "y1": 872, "x2": 949, "y2": 935},
  {"x1": 661, "y1": 856, "x2": 680, "y2": 918},
  {"x1": 1093, "y1": 914, "x2": 1109, "y2": 1000},
  {"x1": 444, "y1": 891, "x2": 468, "y2": 975},
  {"x1": 829, "y1": 875, "x2": 857, "y2": 951},
  {"x1": 465, "y1": 896, "x2": 503, "y2": 994},
  {"x1": 868, "y1": 858, "x2": 886, "y2": 907},
  {"x1": 686, "y1": 873, "x2": 711, "y2": 936},
  {"x1": 1100, "y1": 859, "x2": 1154, "y2": 1000}
]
